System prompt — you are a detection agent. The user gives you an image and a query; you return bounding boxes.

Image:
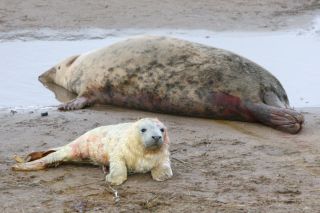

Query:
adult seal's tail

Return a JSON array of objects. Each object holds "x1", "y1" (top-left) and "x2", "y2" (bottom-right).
[{"x1": 39, "y1": 36, "x2": 304, "y2": 134}]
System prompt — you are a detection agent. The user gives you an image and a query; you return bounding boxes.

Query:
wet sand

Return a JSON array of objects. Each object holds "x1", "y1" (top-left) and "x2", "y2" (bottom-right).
[
  {"x1": 1, "y1": 0, "x2": 320, "y2": 34},
  {"x1": 1, "y1": 1, "x2": 320, "y2": 212},
  {"x1": 1, "y1": 107, "x2": 320, "y2": 212}
]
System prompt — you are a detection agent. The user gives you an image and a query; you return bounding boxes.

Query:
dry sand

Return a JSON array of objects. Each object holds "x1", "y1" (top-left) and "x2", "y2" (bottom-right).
[{"x1": 0, "y1": 1, "x2": 320, "y2": 212}]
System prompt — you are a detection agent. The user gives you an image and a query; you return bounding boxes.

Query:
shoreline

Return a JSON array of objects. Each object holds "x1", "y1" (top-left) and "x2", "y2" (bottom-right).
[
  {"x1": 0, "y1": 17, "x2": 319, "y2": 41},
  {"x1": 1, "y1": 0, "x2": 320, "y2": 42},
  {"x1": 1, "y1": 29, "x2": 319, "y2": 108}
]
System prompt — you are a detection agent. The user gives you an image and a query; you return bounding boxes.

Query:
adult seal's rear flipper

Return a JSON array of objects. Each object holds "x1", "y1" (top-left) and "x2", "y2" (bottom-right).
[{"x1": 246, "y1": 102, "x2": 304, "y2": 134}]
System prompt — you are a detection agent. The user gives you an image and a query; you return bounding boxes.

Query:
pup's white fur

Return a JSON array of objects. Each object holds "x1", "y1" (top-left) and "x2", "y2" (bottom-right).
[{"x1": 103, "y1": 118, "x2": 172, "y2": 185}]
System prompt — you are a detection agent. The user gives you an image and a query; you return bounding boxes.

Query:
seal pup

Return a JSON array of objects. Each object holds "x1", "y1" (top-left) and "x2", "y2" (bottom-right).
[
  {"x1": 12, "y1": 118, "x2": 173, "y2": 185},
  {"x1": 39, "y1": 36, "x2": 303, "y2": 134}
]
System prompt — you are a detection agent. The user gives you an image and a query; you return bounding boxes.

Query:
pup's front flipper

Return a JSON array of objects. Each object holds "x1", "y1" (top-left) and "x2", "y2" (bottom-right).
[
  {"x1": 105, "y1": 160, "x2": 127, "y2": 185},
  {"x1": 151, "y1": 161, "x2": 173, "y2": 181},
  {"x1": 58, "y1": 96, "x2": 95, "y2": 111}
]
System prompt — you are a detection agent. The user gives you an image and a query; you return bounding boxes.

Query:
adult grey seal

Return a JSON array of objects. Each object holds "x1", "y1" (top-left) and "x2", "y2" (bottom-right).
[{"x1": 39, "y1": 36, "x2": 304, "y2": 134}]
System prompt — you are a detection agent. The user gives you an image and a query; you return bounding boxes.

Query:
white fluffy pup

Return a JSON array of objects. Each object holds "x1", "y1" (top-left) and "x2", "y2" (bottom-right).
[{"x1": 12, "y1": 118, "x2": 173, "y2": 185}]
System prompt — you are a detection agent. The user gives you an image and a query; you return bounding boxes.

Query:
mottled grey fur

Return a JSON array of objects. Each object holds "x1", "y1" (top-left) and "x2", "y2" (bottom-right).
[{"x1": 39, "y1": 36, "x2": 303, "y2": 133}]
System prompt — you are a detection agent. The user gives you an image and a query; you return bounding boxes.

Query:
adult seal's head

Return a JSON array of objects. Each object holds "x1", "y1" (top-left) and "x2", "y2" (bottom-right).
[
  {"x1": 39, "y1": 55, "x2": 79, "y2": 86},
  {"x1": 39, "y1": 36, "x2": 304, "y2": 134}
]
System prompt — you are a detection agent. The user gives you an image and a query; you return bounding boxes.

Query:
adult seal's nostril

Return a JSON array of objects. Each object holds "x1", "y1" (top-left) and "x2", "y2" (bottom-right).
[{"x1": 152, "y1": 136, "x2": 162, "y2": 142}]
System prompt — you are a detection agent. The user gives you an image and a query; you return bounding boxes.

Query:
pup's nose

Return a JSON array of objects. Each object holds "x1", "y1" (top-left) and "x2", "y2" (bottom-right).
[{"x1": 152, "y1": 136, "x2": 162, "y2": 142}]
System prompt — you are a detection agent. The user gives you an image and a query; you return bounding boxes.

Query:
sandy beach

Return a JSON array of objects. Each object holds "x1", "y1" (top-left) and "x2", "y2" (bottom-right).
[
  {"x1": 1, "y1": 0, "x2": 320, "y2": 33},
  {"x1": 1, "y1": 1, "x2": 320, "y2": 212}
]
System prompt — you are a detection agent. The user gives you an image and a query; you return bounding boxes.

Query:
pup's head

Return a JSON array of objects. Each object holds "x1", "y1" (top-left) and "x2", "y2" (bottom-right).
[{"x1": 134, "y1": 118, "x2": 169, "y2": 150}]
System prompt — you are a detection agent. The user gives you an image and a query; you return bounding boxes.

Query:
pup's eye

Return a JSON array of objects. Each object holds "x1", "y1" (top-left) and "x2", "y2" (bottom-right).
[
  {"x1": 160, "y1": 128, "x2": 164, "y2": 132},
  {"x1": 141, "y1": 128, "x2": 147, "y2": 133}
]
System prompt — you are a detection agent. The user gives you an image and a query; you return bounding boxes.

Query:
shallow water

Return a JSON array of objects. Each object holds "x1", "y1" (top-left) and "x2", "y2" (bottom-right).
[{"x1": 0, "y1": 20, "x2": 319, "y2": 108}]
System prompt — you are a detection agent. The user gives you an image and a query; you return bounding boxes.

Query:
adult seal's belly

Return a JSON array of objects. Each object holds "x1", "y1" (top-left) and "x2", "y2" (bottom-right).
[{"x1": 39, "y1": 36, "x2": 304, "y2": 134}]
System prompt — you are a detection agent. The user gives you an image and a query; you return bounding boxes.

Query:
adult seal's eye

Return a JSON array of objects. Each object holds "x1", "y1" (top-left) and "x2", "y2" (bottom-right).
[
  {"x1": 160, "y1": 128, "x2": 164, "y2": 132},
  {"x1": 141, "y1": 128, "x2": 147, "y2": 133}
]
